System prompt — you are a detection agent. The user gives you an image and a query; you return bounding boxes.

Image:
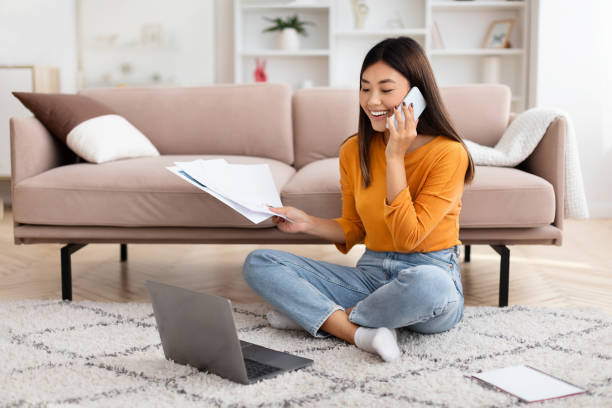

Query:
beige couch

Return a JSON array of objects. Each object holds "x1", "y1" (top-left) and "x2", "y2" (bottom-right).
[{"x1": 10, "y1": 83, "x2": 565, "y2": 306}]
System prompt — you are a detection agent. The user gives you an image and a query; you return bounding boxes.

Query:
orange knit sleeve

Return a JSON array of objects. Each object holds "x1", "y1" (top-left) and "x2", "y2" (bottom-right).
[
  {"x1": 383, "y1": 143, "x2": 468, "y2": 252},
  {"x1": 333, "y1": 140, "x2": 365, "y2": 254}
]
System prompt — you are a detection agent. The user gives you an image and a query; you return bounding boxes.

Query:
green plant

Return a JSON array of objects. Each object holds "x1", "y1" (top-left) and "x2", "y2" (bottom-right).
[{"x1": 262, "y1": 15, "x2": 315, "y2": 37}]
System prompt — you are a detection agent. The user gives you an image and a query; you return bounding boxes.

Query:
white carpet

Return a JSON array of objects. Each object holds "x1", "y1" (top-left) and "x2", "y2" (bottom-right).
[{"x1": 1, "y1": 300, "x2": 611, "y2": 407}]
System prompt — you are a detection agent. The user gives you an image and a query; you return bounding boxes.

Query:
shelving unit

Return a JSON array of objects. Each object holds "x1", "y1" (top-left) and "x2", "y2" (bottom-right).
[
  {"x1": 234, "y1": 0, "x2": 533, "y2": 111},
  {"x1": 76, "y1": 0, "x2": 215, "y2": 89},
  {"x1": 234, "y1": 0, "x2": 333, "y2": 89},
  {"x1": 427, "y1": 0, "x2": 530, "y2": 111}
]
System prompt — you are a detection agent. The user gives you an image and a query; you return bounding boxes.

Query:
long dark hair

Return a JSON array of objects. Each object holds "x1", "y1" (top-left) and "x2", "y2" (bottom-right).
[{"x1": 347, "y1": 37, "x2": 475, "y2": 188}]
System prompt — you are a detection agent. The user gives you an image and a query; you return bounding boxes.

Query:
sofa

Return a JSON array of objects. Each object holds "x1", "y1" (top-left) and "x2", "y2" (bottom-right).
[{"x1": 9, "y1": 83, "x2": 565, "y2": 306}]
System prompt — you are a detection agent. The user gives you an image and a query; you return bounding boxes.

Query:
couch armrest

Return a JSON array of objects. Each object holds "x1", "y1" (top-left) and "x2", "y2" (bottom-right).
[
  {"x1": 10, "y1": 116, "x2": 75, "y2": 187},
  {"x1": 508, "y1": 112, "x2": 518, "y2": 125},
  {"x1": 518, "y1": 116, "x2": 566, "y2": 233}
]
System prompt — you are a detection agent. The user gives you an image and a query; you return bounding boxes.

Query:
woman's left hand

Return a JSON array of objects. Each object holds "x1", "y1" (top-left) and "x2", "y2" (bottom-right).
[{"x1": 385, "y1": 102, "x2": 419, "y2": 159}]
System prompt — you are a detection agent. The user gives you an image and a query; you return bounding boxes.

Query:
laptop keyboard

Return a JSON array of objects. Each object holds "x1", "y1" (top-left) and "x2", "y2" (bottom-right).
[{"x1": 244, "y1": 358, "x2": 281, "y2": 379}]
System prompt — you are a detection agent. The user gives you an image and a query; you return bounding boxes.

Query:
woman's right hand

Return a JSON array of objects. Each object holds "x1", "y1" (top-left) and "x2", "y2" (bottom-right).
[{"x1": 267, "y1": 205, "x2": 313, "y2": 234}]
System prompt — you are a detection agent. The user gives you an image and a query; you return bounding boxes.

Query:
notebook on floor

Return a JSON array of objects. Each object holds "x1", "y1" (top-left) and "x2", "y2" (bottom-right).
[{"x1": 472, "y1": 365, "x2": 586, "y2": 403}]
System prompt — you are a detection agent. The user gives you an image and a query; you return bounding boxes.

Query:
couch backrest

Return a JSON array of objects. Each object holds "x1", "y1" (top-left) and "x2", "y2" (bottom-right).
[
  {"x1": 80, "y1": 83, "x2": 294, "y2": 164},
  {"x1": 292, "y1": 83, "x2": 511, "y2": 169},
  {"x1": 440, "y1": 84, "x2": 511, "y2": 146},
  {"x1": 293, "y1": 88, "x2": 360, "y2": 169}
]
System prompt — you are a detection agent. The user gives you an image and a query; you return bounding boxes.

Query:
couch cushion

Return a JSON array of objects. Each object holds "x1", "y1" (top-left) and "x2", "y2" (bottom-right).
[
  {"x1": 292, "y1": 84, "x2": 511, "y2": 169},
  {"x1": 79, "y1": 83, "x2": 294, "y2": 164},
  {"x1": 460, "y1": 166, "x2": 556, "y2": 228},
  {"x1": 281, "y1": 161, "x2": 555, "y2": 228},
  {"x1": 281, "y1": 158, "x2": 342, "y2": 219},
  {"x1": 13, "y1": 155, "x2": 295, "y2": 228}
]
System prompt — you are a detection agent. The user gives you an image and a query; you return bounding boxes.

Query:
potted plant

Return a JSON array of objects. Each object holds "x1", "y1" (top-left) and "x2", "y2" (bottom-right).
[{"x1": 262, "y1": 15, "x2": 315, "y2": 50}]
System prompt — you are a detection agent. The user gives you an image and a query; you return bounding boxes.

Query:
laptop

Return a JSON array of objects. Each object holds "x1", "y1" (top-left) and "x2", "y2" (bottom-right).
[{"x1": 146, "y1": 280, "x2": 313, "y2": 385}]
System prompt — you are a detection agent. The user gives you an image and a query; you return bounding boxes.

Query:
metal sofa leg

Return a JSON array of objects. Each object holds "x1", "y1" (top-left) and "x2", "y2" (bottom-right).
[
  {"x1": 120, "y1": 243, "x2": 127, "y2": 262},
  {"x1": 60, "y1": 243, "x2": 87, "y2": 301},
  {"x1": 464, "y1": 245, "x2": 471, "y2": 262},
  {"x1": 490, "y1": 245, "x2": 510, "y2": 307}
]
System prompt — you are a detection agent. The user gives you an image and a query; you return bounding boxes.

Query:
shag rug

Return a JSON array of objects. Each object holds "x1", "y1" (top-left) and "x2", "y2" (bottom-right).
[{"x1": 1, "y1": 300, "x2": 611, "y2": 407}]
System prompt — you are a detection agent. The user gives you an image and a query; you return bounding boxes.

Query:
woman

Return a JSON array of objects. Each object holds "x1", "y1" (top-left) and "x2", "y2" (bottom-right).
[{"x1": 242, "y1": 37, "x2": 475, "y2": 362}]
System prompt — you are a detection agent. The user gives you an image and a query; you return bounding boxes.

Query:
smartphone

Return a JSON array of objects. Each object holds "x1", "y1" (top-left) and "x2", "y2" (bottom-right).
[{"x1": 386, "y1": 86, "x2": 427, "y2": 129}]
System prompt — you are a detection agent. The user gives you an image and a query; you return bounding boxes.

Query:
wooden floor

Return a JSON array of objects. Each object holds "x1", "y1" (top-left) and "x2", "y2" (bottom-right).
[{"x1": 1, "y1": 208, "x2": 611, "y2": 315}]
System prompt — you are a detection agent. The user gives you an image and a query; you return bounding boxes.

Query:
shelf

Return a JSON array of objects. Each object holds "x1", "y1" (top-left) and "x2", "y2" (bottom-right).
[
  {"x1": 86, "y1": 81, "x2": 178, "y2": 88},
  {"x1": 431, "y1": 1, "x2": 526, "y2": 10},
  {"x1": 242, "y1": 2, "x2": 329, "y2": 10},
  {"x1": 335, "y1": 29, "x2": 427, "y2": 37},
  {"x1": 241, "y1": 49, "x2": 330, "y2": 56},
  {"x1": 429, "y1": 48, "x2": 525, "y2": 56},
  {"x1": 87, "y1": 45, "x2": 179, "y2": 52}
]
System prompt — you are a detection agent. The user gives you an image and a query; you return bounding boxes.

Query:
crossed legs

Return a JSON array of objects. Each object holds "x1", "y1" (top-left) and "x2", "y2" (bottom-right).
[{"x1": 242, "y1": 249, "x2": 462, "y2": 361}]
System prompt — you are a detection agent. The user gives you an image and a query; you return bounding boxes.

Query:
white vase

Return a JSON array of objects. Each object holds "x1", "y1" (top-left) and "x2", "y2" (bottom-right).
[
  {"x1": 351, "y1": 0, "x2": 369, "y2": 29},
  {"x1": 278, "y1": 28, "x2": 300, "y2": 50}
]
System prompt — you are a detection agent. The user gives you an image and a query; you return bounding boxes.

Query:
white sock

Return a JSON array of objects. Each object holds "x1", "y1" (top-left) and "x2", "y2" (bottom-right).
[
  {"x1": 354, "y1": 327, "x2": 401, "y2": 362},
  {"x1": 266, "y1": 309, "x2": 302, "y2": 330},
  {"x1": 347, "y1": 309, "x2": 398, "y2": 341}
]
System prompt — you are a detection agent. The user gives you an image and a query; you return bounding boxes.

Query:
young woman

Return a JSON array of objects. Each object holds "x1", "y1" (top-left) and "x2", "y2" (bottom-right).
[{"x1": 242, "y1": 37, "x2": 475, "y2": 362}]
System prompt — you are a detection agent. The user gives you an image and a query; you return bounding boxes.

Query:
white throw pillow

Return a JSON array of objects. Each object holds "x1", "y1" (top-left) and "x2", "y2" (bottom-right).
[{"x1": 67, "y1": 114, "x2": 159, "y2": 163}]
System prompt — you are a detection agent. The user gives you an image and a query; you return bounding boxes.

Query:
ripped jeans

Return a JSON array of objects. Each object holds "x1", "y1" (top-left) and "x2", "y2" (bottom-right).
[{"x1": 242, "y1": 245, "x2": 464, "y2": 338}]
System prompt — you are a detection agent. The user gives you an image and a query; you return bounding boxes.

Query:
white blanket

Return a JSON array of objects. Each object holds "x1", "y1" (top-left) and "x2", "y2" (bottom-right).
[{"x1": 463, "y1": 108, "x2": 589, "y2": 219}]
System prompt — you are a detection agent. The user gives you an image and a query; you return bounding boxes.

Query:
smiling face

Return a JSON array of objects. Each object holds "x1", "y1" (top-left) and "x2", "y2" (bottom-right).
[{"x1": 360, "y1": 61, "x2": 410, "y2": 133}]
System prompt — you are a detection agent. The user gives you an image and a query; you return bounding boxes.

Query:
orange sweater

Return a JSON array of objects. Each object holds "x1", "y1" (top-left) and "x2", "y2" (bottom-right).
[{"x1": 334, "y1": 133, "x2": 469, "y2": 254}]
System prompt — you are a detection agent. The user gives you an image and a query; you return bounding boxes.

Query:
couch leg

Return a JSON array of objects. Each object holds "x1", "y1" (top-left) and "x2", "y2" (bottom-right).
[
  {"x1": 60, "y1": 243, "x2": 87, "y2": 301},
  {"x1": 464, "y1": 245, "x2": 471, "y2": 262},
  {"x1": 120, "y1": 243, "x2": 127, "y2": 262},
  {"x1": 490, "y1": 245, "x2": 510, "y2": 307}
]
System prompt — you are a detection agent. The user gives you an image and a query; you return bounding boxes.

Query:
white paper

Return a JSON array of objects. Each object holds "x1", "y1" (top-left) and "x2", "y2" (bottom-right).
[
  {"x1": 472, "y1": 365, "x2": 586, "y2": 403},
  {"x1": 167, "y1": 166, "x2": 270, "y2": 224},
  {"x1": 175, "y1": 159, "x2": 283, "y2": 213},
  {"x1": 167, "y1": 159, "x2": 295, "y2": 224}
]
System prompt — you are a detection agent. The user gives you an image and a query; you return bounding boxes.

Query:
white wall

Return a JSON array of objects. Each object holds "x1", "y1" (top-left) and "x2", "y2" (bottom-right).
[
  {"x1": 0, "y1": 0, "x2": 78, "y2": 92},
  {"x1": 0, "y1": 0, "x2": 217, "y2": 91},
  {"x1": 0, "y1": 0, "x2": 78, "y2": 205},
  {"x1": 79, "y1": 0, "x2": 215, "y2": 87},
  {"x1": 536, "y1": 0, "x2": 612, "y2": 218}
]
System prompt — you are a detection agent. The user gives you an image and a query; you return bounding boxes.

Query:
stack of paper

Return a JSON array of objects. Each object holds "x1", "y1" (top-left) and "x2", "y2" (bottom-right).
[{"x1": 167, "y1": 159, "x2": 294, "y2": 224}]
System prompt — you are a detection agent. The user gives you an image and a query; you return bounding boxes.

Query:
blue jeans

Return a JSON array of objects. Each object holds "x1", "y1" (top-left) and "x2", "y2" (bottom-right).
[{"x1": 242, "y1": 245, "x2": 464, "y2": 338}]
